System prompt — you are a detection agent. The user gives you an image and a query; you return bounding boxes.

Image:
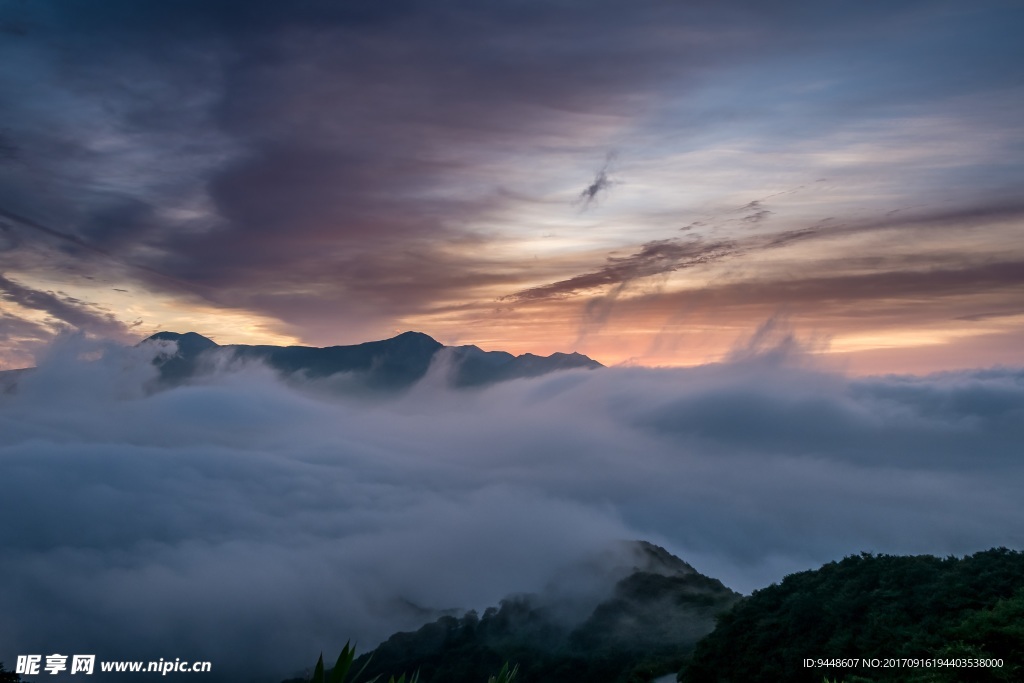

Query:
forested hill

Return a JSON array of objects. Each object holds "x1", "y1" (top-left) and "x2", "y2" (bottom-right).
[
  {"x1": 683, "y1": 548, "x2": 1024, "y2": 683},
  {"x1": 350, "y1": 541, "x2": 740, "y2": 683}
]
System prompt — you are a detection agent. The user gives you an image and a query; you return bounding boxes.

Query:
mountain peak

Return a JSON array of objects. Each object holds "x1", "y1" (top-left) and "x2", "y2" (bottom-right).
[
  {"x1": 390, "y1": 330, "x2": 438, "y2": 342},
  {"x1": 373, "y1": 330, "x2": 444, "y2": 351},
  {"x1": 144, "y1": 331, "x2": 219, "y2": 350}
]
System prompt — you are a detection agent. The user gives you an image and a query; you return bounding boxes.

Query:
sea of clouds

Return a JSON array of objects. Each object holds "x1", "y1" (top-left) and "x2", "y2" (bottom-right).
[{"x1": 1, "y1": 331, "x2": 1022, "y2": 680}]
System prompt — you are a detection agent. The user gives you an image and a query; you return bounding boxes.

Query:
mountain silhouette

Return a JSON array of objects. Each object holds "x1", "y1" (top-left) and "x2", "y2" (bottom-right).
[{"x1": 144, "y1": 331, "x2": 602, "y2": 390}]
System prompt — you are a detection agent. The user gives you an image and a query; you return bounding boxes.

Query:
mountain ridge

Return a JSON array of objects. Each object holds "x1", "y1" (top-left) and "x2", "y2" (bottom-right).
[{"x1": 144, "y1": 330, "x2": 602, "y2": 390}]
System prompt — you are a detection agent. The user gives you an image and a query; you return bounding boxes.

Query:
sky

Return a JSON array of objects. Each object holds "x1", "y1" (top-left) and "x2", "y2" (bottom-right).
[
  {"x1": 2, "y1": 333, "x2": 1022, "y2": 679},
  {"x1": 0, "y1": 0, "x2": 1022, "y2": 372}
]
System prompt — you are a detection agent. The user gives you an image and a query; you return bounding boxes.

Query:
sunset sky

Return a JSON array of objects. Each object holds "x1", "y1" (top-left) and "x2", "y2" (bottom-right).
[{"x1": 1, "y1": 0, "x2": 1022, "y2": 372}]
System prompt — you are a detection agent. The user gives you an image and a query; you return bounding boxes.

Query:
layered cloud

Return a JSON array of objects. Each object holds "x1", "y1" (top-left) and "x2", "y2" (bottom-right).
[{"x1": 1, "y1": 334, "x2": 1021, "y2": 679}]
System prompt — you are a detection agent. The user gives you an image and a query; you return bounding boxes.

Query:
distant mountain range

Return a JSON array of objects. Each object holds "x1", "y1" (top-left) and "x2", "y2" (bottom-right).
[{"x1": 145, "y1": 331, "x2": 602, "y2": 390}]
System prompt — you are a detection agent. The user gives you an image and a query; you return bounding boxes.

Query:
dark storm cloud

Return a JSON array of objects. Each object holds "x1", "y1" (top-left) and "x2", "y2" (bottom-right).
[
  {"x1": 138, "y1": 0, "x2": 747, "y2": 322},
  {"x1": 1, "y1": 335, "x2": 1022, "y2": 679},
  {"x1": 14, "y1": 5, "x2": 691, "y2": 220},
  {"x1": 6, "y1": 0, "x2": 1003, "y2": 337},
  {"x1": 4, "y1": 0, "x2": 717, "y2": 336}
]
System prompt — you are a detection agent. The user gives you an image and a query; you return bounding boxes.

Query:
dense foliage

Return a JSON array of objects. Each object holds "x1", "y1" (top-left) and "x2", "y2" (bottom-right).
[{"x1": 683, "y1": 548, "x2": 1024, "y2": 683}]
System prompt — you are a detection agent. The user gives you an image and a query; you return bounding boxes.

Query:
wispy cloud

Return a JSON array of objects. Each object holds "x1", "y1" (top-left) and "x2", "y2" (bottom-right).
[
  {"x1": 740, "y1": 200, "x2": 772, "y2": 224},
  {"x1": 0, "y1": 275, "x2": 132, "y2": 339},
  {"x1": 505, "y1": 238, "x2": 737, "y2": 302},
  {"x1": 574, "y1": 153, "x2": 618, "y2": 210}
]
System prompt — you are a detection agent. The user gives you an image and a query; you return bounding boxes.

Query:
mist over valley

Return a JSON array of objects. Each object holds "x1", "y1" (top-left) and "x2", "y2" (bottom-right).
[{"x1": 1, "y1": 331, "x2": 1022, "y2": 680}]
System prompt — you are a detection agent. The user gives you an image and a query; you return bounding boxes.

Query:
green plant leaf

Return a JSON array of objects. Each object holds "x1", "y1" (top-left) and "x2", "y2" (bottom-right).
[
  {"x1": 313, "y1": 653, "x2": 325, "y2": 683},
  {"x1": 329, "y1": 642, "x2": 354, "y2": 683},
  {"x1": 487, "y1": 662, "x2": 518, "y2": 683}
]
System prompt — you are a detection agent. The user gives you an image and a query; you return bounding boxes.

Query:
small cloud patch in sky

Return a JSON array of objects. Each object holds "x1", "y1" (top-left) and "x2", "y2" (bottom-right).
[{"x1": 574, "y1": 153, "x2": 619, "y2": 211}]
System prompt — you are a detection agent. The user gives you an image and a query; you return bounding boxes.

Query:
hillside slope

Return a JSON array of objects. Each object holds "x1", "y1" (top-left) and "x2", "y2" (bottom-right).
[
  {"x1": 683, "y1": 548, "x2": 1024, "y2": 683},
  {"x1": 351, "y1": 542, "x2": 740, "y2": 683}
]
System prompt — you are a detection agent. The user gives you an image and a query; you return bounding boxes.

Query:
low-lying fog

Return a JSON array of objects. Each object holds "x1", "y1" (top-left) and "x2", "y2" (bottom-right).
[{"x1": 2, "y1": 331, "x2": 1022, "y2": 679}]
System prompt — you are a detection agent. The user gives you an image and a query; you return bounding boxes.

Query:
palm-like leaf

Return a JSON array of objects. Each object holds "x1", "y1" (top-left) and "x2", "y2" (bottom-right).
[
  {"x1": 329, "y1": 642, "x2": 363, "y2": 683},
  {"x1": 311, "y1": 643, "x2": 419, "y2": 683},
  {"x1": 487, "y1": 662, "x2": 518, "y2": 683}
]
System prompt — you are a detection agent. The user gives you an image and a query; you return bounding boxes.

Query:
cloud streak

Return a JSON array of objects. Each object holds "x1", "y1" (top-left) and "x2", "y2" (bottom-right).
[
  {"x1": 575, "y1": 154, "x2": 618, "y2": 210},
  {"x1": 505, "y1": 238, "x2": 737, "y2": 302},
  {"x1": 0, "y1": 275, "x2": 133, "y2": 340},
  {"x1": 502, "y1": 198, "x2": 1024, "y2": 310}
]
